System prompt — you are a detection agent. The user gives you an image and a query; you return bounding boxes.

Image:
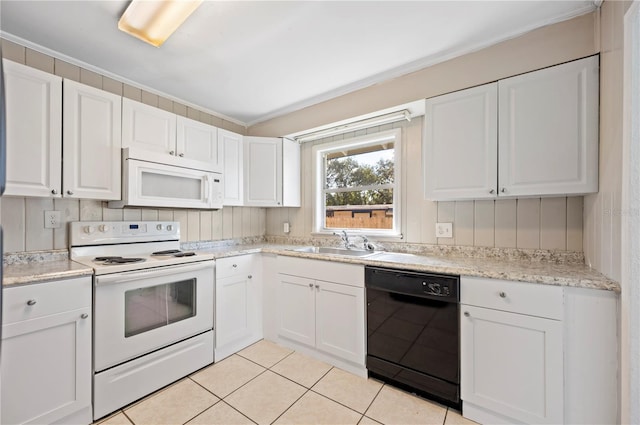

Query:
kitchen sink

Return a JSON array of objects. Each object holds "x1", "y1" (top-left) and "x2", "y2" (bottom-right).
[{"x1": 292, "y1": 246, "x2": 380, "y2": 257}]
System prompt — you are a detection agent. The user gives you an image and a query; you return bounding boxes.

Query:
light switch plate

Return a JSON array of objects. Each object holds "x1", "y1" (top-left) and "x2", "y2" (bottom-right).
[
  {"x1": 45, "y1": 210, "x2": 62, "y2": 229},
  {"x1": 436, "y1": 222, "x2": 453, "y2": 238}
]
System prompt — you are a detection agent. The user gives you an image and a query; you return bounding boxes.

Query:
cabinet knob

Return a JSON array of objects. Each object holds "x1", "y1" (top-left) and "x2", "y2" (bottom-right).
[
  {"x1": 499, "y1": 291, "x2": 507, "y2": 298},
  {"x1": 500, "y1": 188, "x2": 506, "y2": 193},
  {"x1": 489, "y1": 189, "x2": 495, "y2": 194},
  {"x1": 66, "y1": 190, "x2": 74, "y2": 195},
  {"x1": 81, "y1": 313, "x2": 89, "y2": 319},
  {"x1": 232, "y1": 264, "x2": 237, "y2": 268},
  {"x1": 248, "y1": 275, "x2": 253, "y2": 279},
  {"x1": 315, "y1": 284, "x2": 320, "y2": 289},
  {"x1": 277, "y1": 202, "x2": 281, "y2": 205},
  {"x1": 308, "y1": 283, "x2": 313, "y2": 288},
  {"x1": 169, "y1": 150, "x2": 175, "y2": 155},
  {"x1": 464, "y1": 311, "x2": 470, "y2": 317},
  {"x1": 179, "y1": 153, "x2": 185, "y2": 157},
  {"x1": 51, "y1": 189, "x2": 58, "y2": 195},
  {"x1": 26, "y1": 299, "x2": 37, "y2": 306}
]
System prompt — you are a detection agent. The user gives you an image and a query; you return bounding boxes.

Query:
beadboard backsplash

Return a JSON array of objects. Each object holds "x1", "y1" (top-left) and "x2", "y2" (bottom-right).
[{"x1": 0, "y1": 197, "x2": 266, "y2": 253}]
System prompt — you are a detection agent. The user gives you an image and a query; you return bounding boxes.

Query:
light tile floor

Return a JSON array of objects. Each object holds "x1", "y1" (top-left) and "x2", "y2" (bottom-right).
[{"x1": 95, "y1": 340, "x2": 478, "y2": 425}]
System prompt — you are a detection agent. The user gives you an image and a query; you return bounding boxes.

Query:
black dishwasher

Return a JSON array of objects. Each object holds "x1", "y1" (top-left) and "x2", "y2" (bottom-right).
[{"x1": 365, "y1": 266, "x2": 460, "y2": 409}]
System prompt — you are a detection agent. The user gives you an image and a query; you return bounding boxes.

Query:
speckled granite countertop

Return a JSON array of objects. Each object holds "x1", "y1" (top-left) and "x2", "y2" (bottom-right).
[
  {"x1": 189, "y1": 243, "x2": 620, "y2": 293},
  {"x1": 3, "y1": 243, "x2": 620, "y2": 293},
  {"x1": 3, "y1": 250, "x2": 93, "y2": 287}
]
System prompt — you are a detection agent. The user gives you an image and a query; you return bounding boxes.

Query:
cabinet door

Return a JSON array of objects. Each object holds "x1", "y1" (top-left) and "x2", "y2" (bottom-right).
[
  {"x1": 498, "y1": 56, "x2": 599, "y2": 196},
  {"x1": 3, "y1": 59, "x2": 62, "y2": 197},
  {"x1": 277, "y1": 274, "x2": 315, "y2": 347},
  {"x1": 244, "y1": 136, "x2": 282, "y2": 206},
  {"x1": 176, "y1": 116, "x2": 222, "y2": 172},
  {"x1": 122, "y1": 98, "x2": 176, "y2": 155},
  {"x1": 282, "y1": 138, "x2": 301, "y2": 207},
  {"x1": 423, "y1": 83, "x2": 498, "y2": 200},
  {"x1": 219, "y1": 129, "x2": 244, "y2": 206},
  {"x1": 1, "y1": 307, "x2": 91, "y2": 425},
  {"x1": 460, "y1": 305, "x2": 563, "y2": 424},
  {"x1": 315, "y1": 280, "x2": 365, "y2": 365},
  {"x1": 216, "y1": 274, "x2": 253, "y2": 348},
  {"x1": 63, "y1": 80, "x2": 122, "y2": 200}
]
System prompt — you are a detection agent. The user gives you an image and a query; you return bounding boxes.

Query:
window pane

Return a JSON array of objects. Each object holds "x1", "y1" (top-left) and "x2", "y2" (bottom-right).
[
  {"x1": 325, "y1": 190, "x2": 393, "y2": 230},
  {"x1": 326, "y1": 147, "x2": 394, "y2": 189}
]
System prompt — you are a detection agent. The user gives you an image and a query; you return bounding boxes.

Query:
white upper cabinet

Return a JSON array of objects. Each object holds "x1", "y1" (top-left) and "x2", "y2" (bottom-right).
[
  {"x1": 3, "y1": 59, "x2": 62, "y2": 197},
  {"x1": 63, "y1": 80, "x2": 122, "y2": 200},
  {"x1": 423, "y1": 83, "x2": 498, "y2": 200},
  {"x1": 122, "y1": 98, "x2": 222, "y2": 173},
  {"x1": 122, "y1": 98, "x2": 176, "y2": 155},
  {"x1": 176, "y1": 116, "x2": 222, "y2": 173},
  {"x1": 498, "y1": 56, "x2": 599, "y2": 197},
  {"x1": 244, "y1": 136, "x2": 300, "y2": 207},
  {"x1": 423, "y1": 56, "x2": 599, "y2": 200},
  {"x1": 219, "y1": 129, "x2": 244, "y2": 206}
]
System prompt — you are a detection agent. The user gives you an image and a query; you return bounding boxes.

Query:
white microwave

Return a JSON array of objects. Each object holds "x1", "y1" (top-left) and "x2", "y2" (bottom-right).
[{"x1": 108, "y1": 149, "x2": 223, "y2": 209}]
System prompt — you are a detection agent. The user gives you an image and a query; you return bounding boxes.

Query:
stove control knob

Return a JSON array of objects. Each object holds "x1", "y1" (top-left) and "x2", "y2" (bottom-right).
[
  {"x1": 167, "y1": 224, "x2": 173, "y2": 232},
  {"x1": 156, "y1": 224, "x2": 164, "y2": 231},
  {"x1": 98, "y1": 224, "x2": 109, "y2": 233},
  {"x1": 84, "y1": 225, "x2": 96, "y2": 234}
]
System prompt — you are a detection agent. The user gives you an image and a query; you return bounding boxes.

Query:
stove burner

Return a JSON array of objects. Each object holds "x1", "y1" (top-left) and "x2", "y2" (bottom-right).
[
  {"x1": 94, "y1": 256, "x2": 146, "y2": 264},
  {"x1": 151, "y1": 250, "x2": 182, "y2": 255},
  {"x1": 174, "y1": 252, "x2": 196, "y2": 257}
]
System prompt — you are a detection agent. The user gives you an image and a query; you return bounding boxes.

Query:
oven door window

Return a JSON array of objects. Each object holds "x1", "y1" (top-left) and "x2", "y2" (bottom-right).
[{"x1": 124, "y1": 278, "x2": 196, "y2": 337}]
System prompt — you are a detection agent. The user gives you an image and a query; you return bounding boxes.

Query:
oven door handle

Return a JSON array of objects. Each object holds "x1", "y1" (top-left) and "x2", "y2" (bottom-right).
[{"x1": 95, "y1": 261, "x2": 214, "y2": 286}]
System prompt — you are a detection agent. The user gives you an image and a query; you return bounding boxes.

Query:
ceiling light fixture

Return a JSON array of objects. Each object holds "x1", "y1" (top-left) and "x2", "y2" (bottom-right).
[
  {"x1": 295, "y1": 110, "x2": 411, "y2": 143},
  {"x1": 118, "y1": 0, "x2": 203, "y2": 47}
]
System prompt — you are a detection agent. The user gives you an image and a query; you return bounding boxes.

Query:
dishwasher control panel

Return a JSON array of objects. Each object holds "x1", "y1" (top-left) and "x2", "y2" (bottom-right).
[{"x1": 364, "y1": 266, "x2": 459, "y2": 302}]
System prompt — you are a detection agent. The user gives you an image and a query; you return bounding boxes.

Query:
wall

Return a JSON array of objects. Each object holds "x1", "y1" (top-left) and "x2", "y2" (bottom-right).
[
  {"x1": 0, "y1": 38, "x2": 266, "y2": 253},
  {"x1": 266, "y1": 119, "x2": 583, "y2": 250},
  {"x1": 258, "y1": 13, "x2": 597, "y2": 251},
  {"x1": 583, "y1": 2, "x2": 632, "y2": 282}
]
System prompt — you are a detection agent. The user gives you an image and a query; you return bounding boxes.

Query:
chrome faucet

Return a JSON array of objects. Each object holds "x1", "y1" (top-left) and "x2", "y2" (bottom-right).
[{"x1": 333, "y1": 230, "x2": 353, "y2": 249}]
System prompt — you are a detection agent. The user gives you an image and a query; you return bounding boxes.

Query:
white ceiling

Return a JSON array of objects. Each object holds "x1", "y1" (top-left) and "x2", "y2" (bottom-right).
[{"x1": 0, "y1": 1, "x2": 596, "y2": 126}]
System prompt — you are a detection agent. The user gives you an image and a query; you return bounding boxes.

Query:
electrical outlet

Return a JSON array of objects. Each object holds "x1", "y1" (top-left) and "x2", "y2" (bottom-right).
[
  {"x1": 44, "y1": 210, "x2": 61, "y2": 229},
  {"x1": 283, "y1": 222, "x2": 290, "y2": 233},
  {"x1": 436, "y1": 222, "x2": 453, "y2": 238}
]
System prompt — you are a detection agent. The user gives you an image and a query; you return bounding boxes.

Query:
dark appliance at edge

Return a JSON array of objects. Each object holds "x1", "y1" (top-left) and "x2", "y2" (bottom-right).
[{"x1": 365, "y1": 266, "x2": 460, "y2": 409}]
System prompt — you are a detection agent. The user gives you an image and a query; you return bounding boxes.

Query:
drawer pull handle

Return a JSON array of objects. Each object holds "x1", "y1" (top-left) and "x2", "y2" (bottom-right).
[
  {"x1": 464, "y1": 311, "x2": 470, "y2": 317},
  {"x1": 81, "y1": 313, "x2": 89, "y2": 319},
  {"x1": 26, "y1": 299, "x2": 37, "y2": 306},
  {"x1": 499, "y1": 291, "x2": 507, "y2": 298}
]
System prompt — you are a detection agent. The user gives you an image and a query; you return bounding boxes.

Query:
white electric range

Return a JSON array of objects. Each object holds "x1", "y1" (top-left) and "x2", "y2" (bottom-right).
[{"x1": 69, "y1": 221, "x2": 215, "y2": 421}]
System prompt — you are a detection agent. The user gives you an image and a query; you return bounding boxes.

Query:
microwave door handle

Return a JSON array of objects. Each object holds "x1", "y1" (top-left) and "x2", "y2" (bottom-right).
[
  {"x1": 95, "y1": 261, "x2": 213, "y2": 286},
  {"x1": 204, "y1": 175, "x2": 210, "y2": 203}
]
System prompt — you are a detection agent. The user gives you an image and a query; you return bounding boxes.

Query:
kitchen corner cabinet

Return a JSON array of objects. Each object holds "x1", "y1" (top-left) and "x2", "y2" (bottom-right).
[
  {"x1": 244, "y1": 136, "x2": 301, "y2": 207},
  {"x1": 3, "y1": 59, "x2": 62, "y2": 197},
  {"x1": 63, "y1": 80, "x2": 122, "y2": 200},
  {"x1": 424, "y1": 55, "x2": 599, "y2": 201},
  {"x1": 215, "y1": 255, "x2": 262, "y2": 361},
  {"x1": 1, "y1": 277, "x2": 92, "y2": 425},
  {"x1": 276, "y1": 256, "x2": 365, "y2": 375},
  {"x1": 122, "y1": 98, "x2": 222, "y2": 173},
  {"x1": 460, "y1": 277, "x2": 618, "y2": 425},
  {"x1": 219, "y1": 129, "x2": 244, "y2": 206}
]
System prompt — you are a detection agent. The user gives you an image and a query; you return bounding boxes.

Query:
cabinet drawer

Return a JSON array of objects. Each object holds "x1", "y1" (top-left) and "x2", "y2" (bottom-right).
[
  {"x1": 277, "y1": 256, "x2": 364, "y2": 287},
  {"x1": 3, "y1": 277, "x2": 92, "y2": 325},
  {"x1": 216, "y1": 255, "x2": 255, "y2": 279},
  {"x1": 461, "y1": 276, "x2": 563, "y2": 320}
]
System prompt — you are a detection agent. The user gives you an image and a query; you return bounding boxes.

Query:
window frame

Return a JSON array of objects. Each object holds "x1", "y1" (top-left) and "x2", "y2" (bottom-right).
[{"x1": 312, "y1": 128, "x2": 402, "y2": 237}]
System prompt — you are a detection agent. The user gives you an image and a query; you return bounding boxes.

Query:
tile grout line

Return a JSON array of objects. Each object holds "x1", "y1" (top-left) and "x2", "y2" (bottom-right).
[
  {"x1": 268, "y1": 387, "x2": 311, "y2": 425},
  {"x1": 361, "y1": 382, "x2": 386, "y2": 419}
]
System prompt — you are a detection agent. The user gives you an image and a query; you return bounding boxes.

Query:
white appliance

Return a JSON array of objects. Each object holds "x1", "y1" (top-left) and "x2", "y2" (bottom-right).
[
  {"x1": 108, "y1": 147, "x2": 223, "y2": 209},
  {"x1": 69, "y1": 221, "x2": 215, "y2": 421}
]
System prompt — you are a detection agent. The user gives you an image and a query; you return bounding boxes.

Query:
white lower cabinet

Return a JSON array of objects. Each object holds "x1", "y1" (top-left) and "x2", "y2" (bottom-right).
[
  {"x1": 276, "y1": 256, "x2": 365, "y2": 376},
  {"x1": 1, "y1": 277, "x2": 92, "y2": 425},
  {"x1": 214, "y1": 255, "x2": 262, "y2": 361},
  {"x1": 460, "y1": 277, "x2": 618, "y2": 425}
]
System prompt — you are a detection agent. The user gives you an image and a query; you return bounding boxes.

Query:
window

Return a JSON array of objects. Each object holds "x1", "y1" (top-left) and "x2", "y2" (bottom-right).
[{"x1": 313, "y1": 129, "x2": 401, "y2": 236}]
